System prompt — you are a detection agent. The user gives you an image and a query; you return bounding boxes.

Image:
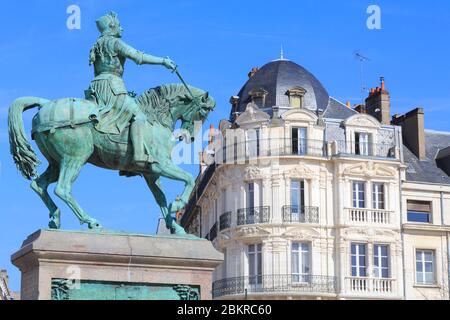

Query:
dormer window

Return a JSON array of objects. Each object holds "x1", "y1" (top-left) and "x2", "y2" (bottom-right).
[
  {"x1": 355, "y1": 132, "x2": 371, "y2": 156},
  {"x1": 286, "y1": 87, "x2": 307, "y2": 108},
  {"x1": 249, "y1": 88, "x2": 268, "y2": 108}
]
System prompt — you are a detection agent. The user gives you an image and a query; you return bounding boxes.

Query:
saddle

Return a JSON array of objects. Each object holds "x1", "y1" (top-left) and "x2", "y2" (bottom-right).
[{"x1": 31, "y1": 98, "x2": 99, "y2": 136}]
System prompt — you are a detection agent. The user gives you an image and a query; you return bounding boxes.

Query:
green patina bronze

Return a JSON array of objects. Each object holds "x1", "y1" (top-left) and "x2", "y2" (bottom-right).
[
  {"x1": 8, "y1": 12, "x2": 215, "y2": 235},
  {"x1": 51, "y1": 279, "x2": 199, "y2": 300}
]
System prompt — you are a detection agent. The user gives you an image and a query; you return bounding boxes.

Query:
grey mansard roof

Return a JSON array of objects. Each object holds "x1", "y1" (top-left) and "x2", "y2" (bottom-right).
[
  {"x1": 323, "y1": 97, "x2": 358, "y2": 120},
  {"x1": 403, "y1": 130, "x2": 450, "y2": 185},
  {"x1": 233, "y1": 60, "x2": 330, "y2": 118}
]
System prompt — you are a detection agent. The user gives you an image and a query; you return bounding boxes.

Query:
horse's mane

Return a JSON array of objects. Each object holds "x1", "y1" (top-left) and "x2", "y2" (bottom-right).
[{"x1": 137, "y1": 83, "x2": 203, "y2": 129}]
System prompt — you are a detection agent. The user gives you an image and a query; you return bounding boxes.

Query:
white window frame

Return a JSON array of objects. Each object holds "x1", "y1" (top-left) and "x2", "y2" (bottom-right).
[
  {"x1": 292, "y1": 127, "x2": 308, "y2": 155},
  {"x1": 373, "y1": 244, "x2": 390, "y2": 279},
  {"x1": 372, "y1": 183, "x2": 385, "y2": 210},
  {"x1": 355, "y1": 132, "x2": 370, "y2": 156},
  {"x1": 291, "y1": 242, "x2": 311, "y2": 283},
  {"x1": 351, "y1": 243, "x2": 367, "y2": 277},
  {"x1": 352, "y1": 181, "x2": 366, "y2": 208},
  {"x1": 415, "y1": 249, "x2": 436, "y2": 285},
  {"x1": 248, "y1": 244, "x2": 262, "y2": 285}
]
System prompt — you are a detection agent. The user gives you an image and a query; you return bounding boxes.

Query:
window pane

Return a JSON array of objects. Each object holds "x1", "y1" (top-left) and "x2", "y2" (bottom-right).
[
  {"x1": 360, "y1": 268, "x2": 366, "y2": 277},
  {"x1": 425, "y1": 262, "x2": 433, "y2": 273},
  {"x1": 408, "y1": 212, "x2": 430, "y2": 223},
  {"x1": 292, "y1": 252, "x2": 299, "y2": 274},
  {"x1": 424, "y1": 252, "x2": 433, "y2": 262},
  {"x1": 359, "y1": 256, "x2": 366, "y2": 266},
  {"x1": 352, "y1": 267, "x2": 357, "y2": 277},
  {"x1": 359, "y1": 244, "x2": 366, "y2": 255},
  {"x1": 351, "y1": 244, "x2": 356, "y2": 255},
  {"x1": 425, "y1": 272, "x2": 434, "y2": 284},
  {"x1": 382, "y1": 269, "x2": 389, "y2": 278},
  {"x1": 416, "y1": 261, "x2": 423, "y2": 272}
]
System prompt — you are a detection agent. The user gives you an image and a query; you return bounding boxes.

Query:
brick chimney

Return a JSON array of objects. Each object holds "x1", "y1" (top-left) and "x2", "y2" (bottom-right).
[
  {"x1": 392, "y1": 108, "x2": 426, "y2": 160},
  {"x1": 365, "y1": 77, "x2": 391, "y2": 125},
  {"x1": 354, "y1": 104, "x2": 366, "y2": 114}
]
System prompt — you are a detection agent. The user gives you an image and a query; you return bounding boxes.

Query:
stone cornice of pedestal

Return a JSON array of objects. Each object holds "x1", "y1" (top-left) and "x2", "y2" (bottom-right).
[{"x1": 12, "y1": 229, "x2": 224, "y2": 272}]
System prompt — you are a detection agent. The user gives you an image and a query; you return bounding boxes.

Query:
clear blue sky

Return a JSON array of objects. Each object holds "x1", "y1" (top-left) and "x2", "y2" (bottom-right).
[{"x1": 1, "y1": 0, "x2": 449, "y2": 291}]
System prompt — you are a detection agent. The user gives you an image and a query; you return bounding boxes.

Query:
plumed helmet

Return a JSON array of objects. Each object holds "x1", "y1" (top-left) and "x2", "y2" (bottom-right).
[{"x1": 96, "y1": 11, "x2": 120, "y2": 35}]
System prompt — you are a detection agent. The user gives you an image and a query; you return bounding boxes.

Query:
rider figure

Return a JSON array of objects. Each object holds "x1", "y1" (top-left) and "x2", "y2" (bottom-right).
[{"x1": 86, "y1": 11, "x2": 176, "y2": 166}]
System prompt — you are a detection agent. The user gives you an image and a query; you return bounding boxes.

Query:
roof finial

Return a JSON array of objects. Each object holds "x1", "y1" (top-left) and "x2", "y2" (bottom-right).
[{"x1": 280, "y1": 45, "x2": 284, "y2": 60}]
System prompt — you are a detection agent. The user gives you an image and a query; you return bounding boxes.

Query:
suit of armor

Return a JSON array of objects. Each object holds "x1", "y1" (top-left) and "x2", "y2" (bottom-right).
[{"x1": 86, "y1": 12, "x2": 176, "y2": 165}]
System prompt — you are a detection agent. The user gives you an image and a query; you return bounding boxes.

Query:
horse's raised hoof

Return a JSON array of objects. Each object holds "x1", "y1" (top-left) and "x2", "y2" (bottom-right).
[
  {"x1": 87, "y1": 219, "x2": 103, "y2": 230},
  {"x1": 48, "y1": 209, "x2": 61, "y2": 229},
  {"x1": 172, "y1": 223, "x2": 187, "y2": 236}
]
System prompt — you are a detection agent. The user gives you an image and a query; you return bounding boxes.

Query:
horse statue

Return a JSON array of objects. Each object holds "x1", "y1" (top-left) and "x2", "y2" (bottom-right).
[{"x1": 8, "y1": 84, "x2": 215, "y2": 235}]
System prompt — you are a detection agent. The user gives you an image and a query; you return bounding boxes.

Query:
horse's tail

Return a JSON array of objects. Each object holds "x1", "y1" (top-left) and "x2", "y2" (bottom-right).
[{"x1": 8, "y1": 97, "x2": 49, "y2": 180}]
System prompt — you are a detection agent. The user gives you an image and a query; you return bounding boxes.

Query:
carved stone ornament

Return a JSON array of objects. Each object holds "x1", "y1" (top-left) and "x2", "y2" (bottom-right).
[
  {"x1": 244, "y1": 166, "x2": 264, "y2": 181},
  {"x1": 284, "y1": 162, "x2": 316, "y2": 180},
  {"x1": 343, "y1": 161, "x2": 397, "y2": 178}
]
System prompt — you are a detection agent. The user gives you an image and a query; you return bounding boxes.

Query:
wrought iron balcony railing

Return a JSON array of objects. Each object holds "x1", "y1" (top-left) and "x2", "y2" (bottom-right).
[
  {"x1": 237, "y1": 206, "x2": 270, "y2": 226},
  {"x1": 213, "y1": 274, "x2": 337, "y2": 298},
  {"x1": 219, "y1": 212, "x2": 232, "y2": 231},
  {"x1": 282, "y1": 206, "x2": 320, "y2": 224},
  {"x1": 215, "y1": 138, "x2": 327, "y2": 164},
  {"x1": 332, "y1": 140, "x2": 396, "y2": 159}
]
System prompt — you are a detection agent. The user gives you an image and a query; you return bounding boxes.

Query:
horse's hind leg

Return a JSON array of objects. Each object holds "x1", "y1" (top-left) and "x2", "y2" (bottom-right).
[
  {"x1": 30, "y1": 163, "x2": 61, "y2": 229},
  {"x1": 54, "y1": 157, "x2": 102, "y2": 230}
]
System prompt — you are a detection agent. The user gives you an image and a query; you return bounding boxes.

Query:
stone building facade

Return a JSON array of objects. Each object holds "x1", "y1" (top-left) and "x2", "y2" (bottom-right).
[{"x1": 180, "y1": 58, "x2": 450, "y2": 300}]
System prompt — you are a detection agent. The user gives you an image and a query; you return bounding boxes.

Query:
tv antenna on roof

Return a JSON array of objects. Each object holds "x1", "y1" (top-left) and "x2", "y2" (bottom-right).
[{"x1": 354, "y1": 50, "x2": 371, "y2": 105}]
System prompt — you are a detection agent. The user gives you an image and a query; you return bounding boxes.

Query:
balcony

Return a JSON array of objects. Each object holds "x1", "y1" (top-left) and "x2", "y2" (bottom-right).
[
  {"x1": 237, "y1": 206, "x2": 270, "y2": 226},
  {"x1": 213, "y1": 274, "x2": 337, "y2": 299},
  {"x1": 219, "y1": 212, "x2": 232, "y2": 231},
  {"x1": 282, "y1": 206, "x2": 319, "y2": 224},
  {"x1": 345, "y1": 208, "x2": 393, "y2": 225},
  {"x1": 345, "y1": 277, "x2": 396, "y2": 296},
  {"x1": 332, "y1": 141, "x2": 397, "y2": 159},
  {"x1": 217, "y1": 138, "x2": 327, "y2": 164}
]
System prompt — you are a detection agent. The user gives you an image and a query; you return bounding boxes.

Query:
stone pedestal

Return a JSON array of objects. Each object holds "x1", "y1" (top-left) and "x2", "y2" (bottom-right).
[{"x1": 11, "y1": 229, "x2": 223, "y2": 300}]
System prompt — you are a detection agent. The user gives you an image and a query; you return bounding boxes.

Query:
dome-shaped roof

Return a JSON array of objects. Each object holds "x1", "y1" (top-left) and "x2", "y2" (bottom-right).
[{"x1": 232, "y1": 60, "x2": 329, "y2": 119}]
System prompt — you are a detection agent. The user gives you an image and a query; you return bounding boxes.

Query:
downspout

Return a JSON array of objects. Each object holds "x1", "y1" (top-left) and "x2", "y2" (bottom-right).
[
  {"x1": 399, "y1": 170, "x2": 407, "y2": 300},
  {"x1": 442, "y1": 191, "x2": 450, "y2": 300}
]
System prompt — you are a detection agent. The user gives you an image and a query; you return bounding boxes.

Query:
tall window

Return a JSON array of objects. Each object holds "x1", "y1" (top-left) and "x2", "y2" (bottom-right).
[
  {"x1": 416, "y1": 250, "x2": 435, "y2": 285},
  {"x1": 248, "y1": 244, "x2": 262, "y2": 285},
  {"x1": 292, "y1": 127, "x2": 307, "y2": 155},
  {"x1": 353, "y1": 182, "x2": 366, "y2": 208},
  {"x1": 292, "y1": 243, "x2": 311, "y2": 283},
  {"x1": 374, "y1": 245, "x2": 390, "y2": 278},
  {"x1": 355, "y1": 132, "x2": 370, "y2": 156},
  {"x1": 246, "y1": 128, "x2": 260, "y2": 158},
  {"x1": 407, "y1": 200, "x2": 432, "y2": 223},
  {"x1": 290, "y1": 180, "x2": 305, "y2": 220},
  {"x1": 247, "y1": 183, "x2": 255, "y2": 208},
  {"x1": 372, "y1": 183, "x2": 385, "y2": 210},
  {"x1": 351, "y1": 243, "x2": 367, "y2": 277}
]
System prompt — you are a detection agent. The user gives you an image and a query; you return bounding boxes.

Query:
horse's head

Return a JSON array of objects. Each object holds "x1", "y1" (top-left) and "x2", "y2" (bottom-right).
[
  {"x1": 137, "y1": 84, "x2": 215, "y2": 142},
  {"x1": 177, "y1": 89, "x2": 216, "y2": 144}
]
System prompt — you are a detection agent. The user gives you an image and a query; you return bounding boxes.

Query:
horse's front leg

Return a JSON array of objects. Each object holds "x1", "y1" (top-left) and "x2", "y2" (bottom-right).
[
  {"x1": 151, "y1": 162, "x2": 195, "y2": 228},
  {"x1": 144, "y1": 173, "x2": 187, "y2": 235}
]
